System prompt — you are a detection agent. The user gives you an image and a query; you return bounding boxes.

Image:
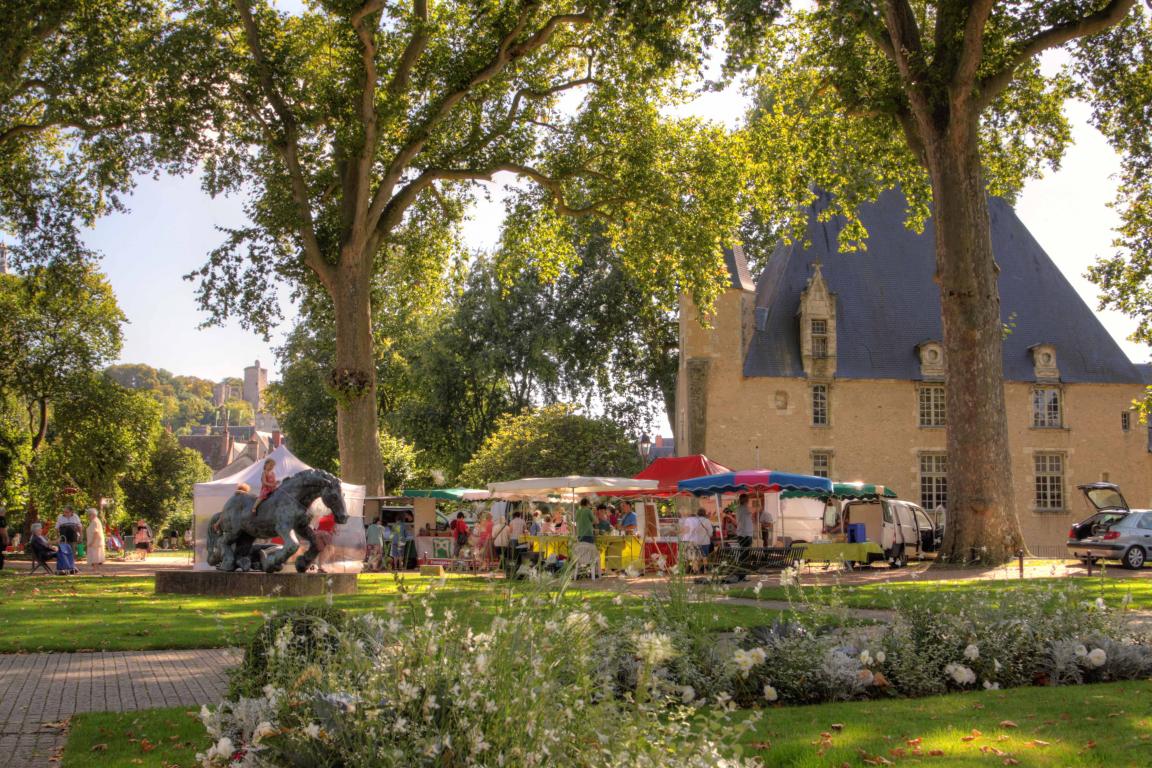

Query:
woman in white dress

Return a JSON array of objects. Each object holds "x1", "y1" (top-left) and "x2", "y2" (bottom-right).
[{"x1": 85, "y1": 508, "x2": 106, "y2": 569}]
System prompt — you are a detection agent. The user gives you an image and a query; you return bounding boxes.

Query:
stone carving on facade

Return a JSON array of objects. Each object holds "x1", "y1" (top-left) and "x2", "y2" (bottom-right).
[
  {"x1": 1029, "y1": 343, "x2": 1060, "y2": 382},
  {"x1": 917, "y1": 340, "x2": 946, "y2": 380}
]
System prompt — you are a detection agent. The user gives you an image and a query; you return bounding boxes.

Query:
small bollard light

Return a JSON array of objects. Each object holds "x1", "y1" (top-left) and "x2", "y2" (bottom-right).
[{"x1": 1016, "y1": 549, "x2": 1024, "y2": 579}]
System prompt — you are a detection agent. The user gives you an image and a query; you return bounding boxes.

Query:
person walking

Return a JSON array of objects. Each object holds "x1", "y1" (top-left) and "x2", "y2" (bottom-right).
[
  {"x1": 133, "y1": 520, "x2": 153, "y2": 561},
  {"x1": 450, "y1": 512, "x2": 470, "y2": 556},
  {"x1": 735, "y1": 494, "x2": 756, "y2": 550},
  {"x1": 85, "y1": 509, "x2": 106, "y2": 571}
]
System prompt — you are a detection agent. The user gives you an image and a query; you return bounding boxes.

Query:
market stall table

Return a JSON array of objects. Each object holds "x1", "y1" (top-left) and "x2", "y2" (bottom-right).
[
  {"x1": 521, "y1": 534, "x2": 642, "y2": 572},
  {"x1": 791, "y1": 541, "x2": 884, "y2": 565}
]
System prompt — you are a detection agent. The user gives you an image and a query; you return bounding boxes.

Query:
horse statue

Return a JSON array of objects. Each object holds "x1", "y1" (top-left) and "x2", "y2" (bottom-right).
[{"x1": 206, "y1": 469, "x2": 347, "y2": 573}]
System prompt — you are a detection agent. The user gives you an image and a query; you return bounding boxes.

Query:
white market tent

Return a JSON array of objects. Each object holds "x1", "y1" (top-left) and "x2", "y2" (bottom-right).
[
  {"x1": 487, "y1": 476, "x2": 659, "y2": 501},
  {"x1": 191, "y1": 444, "x2": 366, "y2": 572}
]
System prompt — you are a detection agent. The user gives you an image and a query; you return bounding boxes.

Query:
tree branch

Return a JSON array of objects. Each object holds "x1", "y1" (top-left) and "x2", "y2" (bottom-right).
[
  {"x1": 365, "y1": 9, "x2": 593, "y2": 237},
  {"x1": 952, "y1": 0, "x2": 993, "y2": 91},
  {"x1": 385, "y1": 0, "x2": 429, "y2": 96},
  {"x1": 232, "y1": 0, "x2": 335, "y2": 290},
  {"x1": 977, "y1": 0, "x2": 1136, "y2": 110},
  {"x1": 347, "y1": 0, "x2": 385, "y2": 238}
]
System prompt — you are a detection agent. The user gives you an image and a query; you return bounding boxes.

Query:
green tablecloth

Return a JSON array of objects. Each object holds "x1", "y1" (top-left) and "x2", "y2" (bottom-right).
[{"x1": 791, "y1": 542, "x2": 883, "y2": 562}]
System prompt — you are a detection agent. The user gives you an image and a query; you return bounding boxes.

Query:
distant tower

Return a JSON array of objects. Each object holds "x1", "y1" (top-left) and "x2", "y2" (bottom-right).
[
  {"x1": 212, "y1": 381, "x2": 231, "y2": 407},
  {"x1": 243, "y1": 359, "x2": 267, "y2": 412},
  {"x1": 0, "y1": 243, "x2": 9, "y2": 275}
]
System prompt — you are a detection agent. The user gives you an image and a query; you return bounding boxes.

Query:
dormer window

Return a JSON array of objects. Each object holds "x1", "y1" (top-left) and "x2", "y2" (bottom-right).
[
  {"x1": 798, "y1": 263, "x2": 836, "y2": 378},
  {"x1": 811, "y1": 319, "x2": 828, "y2": 358}
]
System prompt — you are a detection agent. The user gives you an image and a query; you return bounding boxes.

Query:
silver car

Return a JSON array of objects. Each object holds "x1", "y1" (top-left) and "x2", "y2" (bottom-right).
[{"x1": 1066, "y1": 482, "x2": 1152, "y2": 569}]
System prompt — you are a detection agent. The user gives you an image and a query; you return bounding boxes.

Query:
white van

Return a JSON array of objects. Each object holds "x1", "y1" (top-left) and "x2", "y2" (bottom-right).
[{"x1": 841, "y1": 498, "x2": 940, "y2": 567}]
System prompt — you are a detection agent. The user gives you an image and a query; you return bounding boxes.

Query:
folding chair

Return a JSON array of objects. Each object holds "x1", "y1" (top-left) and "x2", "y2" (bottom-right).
[{"x1": 29, "y1": 551, "x2": 55, "y2": 575}]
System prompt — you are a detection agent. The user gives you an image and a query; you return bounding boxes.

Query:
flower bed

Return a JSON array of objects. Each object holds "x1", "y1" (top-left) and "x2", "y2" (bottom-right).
[{"x1": 197, "y1": 575, "x2": 1152, "y2": 767}]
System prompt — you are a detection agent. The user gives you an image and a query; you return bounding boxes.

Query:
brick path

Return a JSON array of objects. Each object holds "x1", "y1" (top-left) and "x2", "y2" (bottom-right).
[{"x1": 0, "y1": 648, "x2": 238, "y2": 768}]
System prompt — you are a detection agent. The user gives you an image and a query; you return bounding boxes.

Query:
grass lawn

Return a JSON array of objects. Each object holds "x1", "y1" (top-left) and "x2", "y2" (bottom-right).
[
  {"x1": 61, "y1": 707, "x2": 204, "y2": 768},
  {"x1": 61, "y1": 681, "x2": 1152, "y2": 767},
  {"x1": 734, "y1": 574, "x2": 1152, "y2": 611},
  {"x1": 743, "y1": 680, "x2": 1152, "y2": 767},
  {"x1": 0, "y1": 571, "x2": 783, "y2": 653}
]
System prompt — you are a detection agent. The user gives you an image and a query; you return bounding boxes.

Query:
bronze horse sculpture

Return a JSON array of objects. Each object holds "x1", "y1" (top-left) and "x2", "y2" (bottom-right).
[{"x1": 206, "y1": 469, "x2": 348, "y2": 573}]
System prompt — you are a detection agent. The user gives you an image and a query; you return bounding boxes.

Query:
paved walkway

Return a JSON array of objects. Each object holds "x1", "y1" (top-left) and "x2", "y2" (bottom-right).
[{"x1": 0, "y1": 648, "x2": 238, "y2": 768}]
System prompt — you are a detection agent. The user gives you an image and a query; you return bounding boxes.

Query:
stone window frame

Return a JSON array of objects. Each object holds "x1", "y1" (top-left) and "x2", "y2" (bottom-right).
[
  {"x1": 1033, "y1": 452, "x2": 1067, "y2": 512},
  {"x1": 811, "y1": 450, "x2": 832, "y2": 478},
  {"x1": 1030, "y1": 386, "x2": 1064, "y2": 429},
  {"x1": 811, "y1": 319, "x2": 829, "y2": 358},
  {"x1": 918, "y1": 452, "x2": 948, "y2": 511},
  {"x1": 811, "y1": 383, "x2": 830, "y2": 426},
  {"x1": 917, "y1": 384, "x2": 947, "y2": 428}
]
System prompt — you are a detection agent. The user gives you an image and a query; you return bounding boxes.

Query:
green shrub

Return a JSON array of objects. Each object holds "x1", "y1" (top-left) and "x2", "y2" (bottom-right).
[{"x1": 227, "y1": 606, "x2": 353, "y2": 700}]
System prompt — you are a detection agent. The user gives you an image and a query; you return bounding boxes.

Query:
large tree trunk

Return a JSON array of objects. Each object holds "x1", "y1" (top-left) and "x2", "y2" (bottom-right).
[
  {"x1": 925, "y1": 115, "x2": 1024, "y2": 564},
  {"x1": 331, "y1": 260, "x2": 386, "y2": 496}
]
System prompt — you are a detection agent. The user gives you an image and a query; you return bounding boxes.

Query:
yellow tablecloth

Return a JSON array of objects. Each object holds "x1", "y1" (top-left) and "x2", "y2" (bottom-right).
[
  {"x1": 791, "y1": 542, "x2": 884, "y2": 562},
  {"x1": 521, "y1": 535, "x2": 642, "y2": 571}
]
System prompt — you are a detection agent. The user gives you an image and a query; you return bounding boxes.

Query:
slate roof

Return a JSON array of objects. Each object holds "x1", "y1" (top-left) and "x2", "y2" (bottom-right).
[
  {"x1": 744, "y1": 189, "x2": 1147, "y2": 383},
  {"x1": 724, "y1": 244, "x2": 755, "y2": 291}
]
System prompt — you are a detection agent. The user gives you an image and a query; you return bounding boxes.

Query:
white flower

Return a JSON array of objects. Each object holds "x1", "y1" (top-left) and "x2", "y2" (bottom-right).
[
  {"x1": 779, "y1": 566, "x2": 799, "y2": 587},
  {"x1": 1074, "y1": 644, "x2": 1088, "y2": 658},
  {"x1": 993, "y1": 659, "x2": 1002, "y2": 672},
  {"x1": 732, "y1": 648, "x2": 767, "y2": 677},
  {"x1": 252, "y1": 722, "x2": 276, "y2": 745},
  {"x1": 982, "y1": 680, "x2": 1000, "y2": 691},
  {"x1": 634, "y1": 631, "x2": 677, "y2": 666},
  {"x1": 753, "y1": 581, "x2": 763, "y2": 596},
  {"x1": 875, "y1": 651, "x2": 886, "y2": 664},
  {"x1": 963, "y1": 644, "x2": 980, "y2": 661},
  {"x1": 213, "y1": 737, "x2": 234, "y2": 756},
  {"x1": 944, "y1": 663, "x2": 976, "y2": 686},
  {"x1": 763, "y1": 685, "x2": 778, "y2": 702},
  {"x1": 304, "y1": 723, "x2": 321, "y2": 739},
  {"x1": 859, "y1": 649, "x2": 873, "y2": 667},
  {"x1": 474, "y1": 652, "x2": 489, "y2": 674},
  {"x1": 1087, "y1": 648, "x2": 1107, "y2": 668},
  {"x1": 680, "y1": 685, "x2": 696, "y2": 703},
  {"x1": 1095, "y1": 597, "x2": 1107, "y2": 610},
  {"x1": 611, "y1": 594, "x2": 624, "y2": 605}
]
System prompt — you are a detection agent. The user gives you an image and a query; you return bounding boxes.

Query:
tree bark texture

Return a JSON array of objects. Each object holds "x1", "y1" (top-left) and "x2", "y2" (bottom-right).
[
  {"x1": 923, "y1": 114, "x2": 1024, "y2": 564},
  {"x1": 331, "y1": 260, "x2": 386, "y2": 496}
]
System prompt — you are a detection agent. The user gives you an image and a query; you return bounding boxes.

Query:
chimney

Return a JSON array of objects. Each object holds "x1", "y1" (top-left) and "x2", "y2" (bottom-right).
[{"x1": 272, "y1": 430, "x2": 282, "y2": 448}]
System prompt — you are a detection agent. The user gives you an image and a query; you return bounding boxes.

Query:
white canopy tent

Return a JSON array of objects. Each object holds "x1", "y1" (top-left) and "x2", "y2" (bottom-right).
[
  {"x1": 191, "y1": 444, "x2": 366, "y2": 572},
  {"x1": 486, "y1": 476, "x2": 660, "y2": 500}
]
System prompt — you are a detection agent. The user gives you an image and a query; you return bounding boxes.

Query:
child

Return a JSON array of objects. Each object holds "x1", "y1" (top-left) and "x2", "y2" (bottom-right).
[{"x1": 254, "y1": 459, "x2": 278, "y2": 516}]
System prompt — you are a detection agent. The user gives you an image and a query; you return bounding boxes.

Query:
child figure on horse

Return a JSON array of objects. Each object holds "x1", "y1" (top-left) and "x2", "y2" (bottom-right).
[{"x1": 253, "y1": 459, "x2": 279, "y2": 516}]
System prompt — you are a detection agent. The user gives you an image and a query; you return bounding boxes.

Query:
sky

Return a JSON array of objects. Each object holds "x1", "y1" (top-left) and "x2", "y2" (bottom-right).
[{"x1": 81, "y1": 80, "x2": 1148, "y2": 393}]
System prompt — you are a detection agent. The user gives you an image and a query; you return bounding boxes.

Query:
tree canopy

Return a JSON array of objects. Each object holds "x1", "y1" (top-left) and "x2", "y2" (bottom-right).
[
  {"x1": 725, "y1": 0, "x2": 1149, "y2": 563},
  {"x1": 152, "y1": 0, "x2": 755, "y2": 493},
  {"x1": 458, "y1": 403, "x2": 641, "y2": 486}
]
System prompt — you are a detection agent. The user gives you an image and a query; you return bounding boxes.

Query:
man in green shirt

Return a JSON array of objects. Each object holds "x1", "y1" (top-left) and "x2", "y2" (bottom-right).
[{"x1": 575, "y1": 498, "x2": 596, "y2": 543}]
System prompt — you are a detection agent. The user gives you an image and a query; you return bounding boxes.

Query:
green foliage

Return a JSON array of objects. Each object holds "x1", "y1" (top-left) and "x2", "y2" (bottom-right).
[
  {"x1": 121, "y1": 429, "x2": 212, "y2": 531},
  {"x1": 0, "y1": 263, "x2": 125, "y2": 446},
  {"x1": 377, "y1": 430, "x2": 421, "y2": 495},
  {"x1": 106, "y1": 363, "x2": 221, "y2": 432},
  {"x1": 44, "y1": 374, "x2": 163, "y2": 508},
  {"x1": 0, "y1": 395, "x2": 32, "y2": 511},
  {"x1": 458, "y1": 403, "x2": 640, "y2": 486},
  {"x1": 227, "y1": 605, "x2": 353, "y2": 700},
  {"x1": 0, "y1": 0, "x2": 167, "y2": 269}
]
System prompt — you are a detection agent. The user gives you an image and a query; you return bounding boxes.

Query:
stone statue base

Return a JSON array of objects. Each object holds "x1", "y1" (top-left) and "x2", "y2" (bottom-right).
[{"x1": 155, "y1": 571, "x2": 358, "y2": 597}]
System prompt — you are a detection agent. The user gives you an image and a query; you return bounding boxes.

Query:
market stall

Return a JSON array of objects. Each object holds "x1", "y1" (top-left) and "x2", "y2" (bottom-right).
[
  {"x1": 398, "y1": 488, "x2": 492, "y2": 567},
  {"x1": 487, "y1": 476, "x2": 658, "y2": 573}
]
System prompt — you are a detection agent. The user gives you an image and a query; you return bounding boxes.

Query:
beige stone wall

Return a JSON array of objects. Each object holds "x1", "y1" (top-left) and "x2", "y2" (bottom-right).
[{"x1": 677, "y1": 289, "x2": 1152, "y2": 553}]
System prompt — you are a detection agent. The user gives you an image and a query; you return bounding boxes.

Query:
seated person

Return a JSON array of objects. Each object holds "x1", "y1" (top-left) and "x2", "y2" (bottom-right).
[
  {"x1": 618, "y1": 501, "x2": 638, "y2": 535},
  {"x1": 29, "y1": 523, "x2": 56, "y2": 570}
]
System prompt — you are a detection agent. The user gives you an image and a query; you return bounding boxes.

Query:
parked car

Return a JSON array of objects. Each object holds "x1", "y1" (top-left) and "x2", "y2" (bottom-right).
[
  {"x1": 1066, "y1": 482, "x2": 1151, "y2": 569},
  {"x1": 842, "y1": 498, "x2": 940, "y2": 567}
]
